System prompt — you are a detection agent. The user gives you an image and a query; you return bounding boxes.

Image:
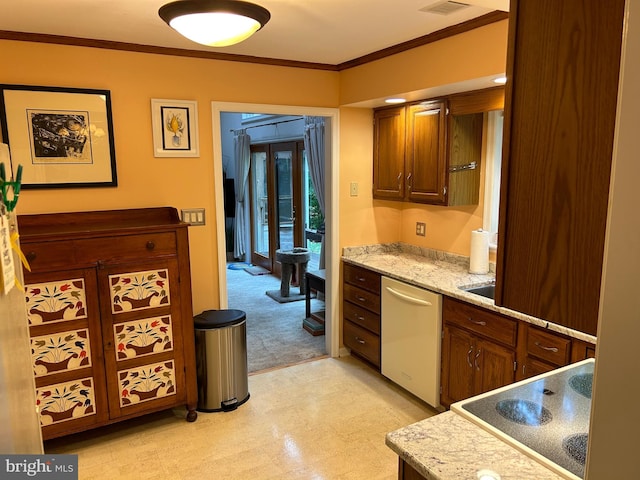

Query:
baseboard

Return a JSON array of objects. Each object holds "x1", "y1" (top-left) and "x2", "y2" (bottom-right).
[{"x1": 339, "y1": 346, "x2": 351, "y2": 357}]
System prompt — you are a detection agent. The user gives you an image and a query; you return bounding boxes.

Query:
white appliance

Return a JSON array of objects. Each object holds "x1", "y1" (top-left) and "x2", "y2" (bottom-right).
[
  {"x1": 0, "y1": 210, "x2": 43, "y2": 453},
  {"x1": 381, "y1": 276, "x2": 442, "y2": 408}
]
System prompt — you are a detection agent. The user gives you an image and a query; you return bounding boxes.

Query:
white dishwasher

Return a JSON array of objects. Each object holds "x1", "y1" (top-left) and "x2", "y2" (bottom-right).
[{"x1": 381, "y1": 276, "x2": 442, "y2": 409}]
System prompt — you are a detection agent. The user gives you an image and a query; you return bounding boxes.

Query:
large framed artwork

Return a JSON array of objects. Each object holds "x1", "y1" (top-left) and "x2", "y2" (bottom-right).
[
  {"x1": 151, "y1": 99, "x2": 199, "y2": 157},
  {"x1": 0, "y1": 84, "x2": 117, "y2": 189}
]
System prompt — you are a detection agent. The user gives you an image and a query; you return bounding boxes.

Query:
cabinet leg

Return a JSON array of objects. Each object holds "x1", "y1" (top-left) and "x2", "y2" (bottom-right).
[{"x1": 186, "y1": 408, "x2": 198, "y2": 422}]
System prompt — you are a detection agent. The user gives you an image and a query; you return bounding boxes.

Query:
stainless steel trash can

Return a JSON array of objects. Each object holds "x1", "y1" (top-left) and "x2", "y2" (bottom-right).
[{"x1": 194, "y1": 309, "x2": 250, "y2": 412}]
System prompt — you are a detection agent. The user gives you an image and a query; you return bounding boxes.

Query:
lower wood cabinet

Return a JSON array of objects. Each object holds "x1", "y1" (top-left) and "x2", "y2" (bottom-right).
[
  {"x1": 342, "y1": 263, "x2": 381, "y2": 369},
  {"x1": 19, "y1": 208, "x2": 198, "y2": 440},
  {"x1": 399, "y1": 459, "x2": 426, "y2": 480},
  {"x1": 516, "y1": 323, "x2": 596, "y2": 381},
  {"x1": 440, "y1": 297, "x2": 517, "y2": 408}
]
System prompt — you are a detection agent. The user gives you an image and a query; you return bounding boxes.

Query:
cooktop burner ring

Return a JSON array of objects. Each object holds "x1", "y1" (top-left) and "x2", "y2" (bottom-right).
[
  {"x1": 495, "y1": 399, "x2": 553, "y2": 426},
  {"x1": 563, "y1": 433, "x2": 588, "y2": 465},
  {"x1": 569, "y1": 373, "x2": 593, "y2": 398}
]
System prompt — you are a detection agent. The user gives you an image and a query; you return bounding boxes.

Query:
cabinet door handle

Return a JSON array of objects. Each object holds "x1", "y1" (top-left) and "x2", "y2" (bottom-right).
[
  {"x1": 397, "y1": 172, "x2": 402, "y2": 189},
  {"x1": 475, "y1": 349, "x2": 482, "y2": 371},
  {"x1": 466, "y1": 347, "x2": 474, "y2": 367},
  {"x1": 534, "y1": 342, "x2": 559, "y2": 353},
  {"x1": 26, "y1": 251, "x2": 37, "y2": 262},
  {"x1": 406, "y1": 172, "x2": 412, "y2": 190},
  {"x1": 356, "y1": 276, "x2": 366, "y2": 283},
  {"x1": 146, "y1": 241, "x2": 155, "y2": 250},
  {"x1": 468, "y1": 317, "x2": 487, "y2": 326},
  {"x1": 354, "y1": 336, "x2": 366, "y2": 345},
  {"x1": 357, "y1": 296, "x2": 366, "y2": 302}
]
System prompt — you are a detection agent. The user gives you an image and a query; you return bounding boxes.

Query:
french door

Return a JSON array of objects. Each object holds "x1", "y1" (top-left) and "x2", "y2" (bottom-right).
[{"x1": 249, "y1": 141, "x2": 306, "y2": 276}]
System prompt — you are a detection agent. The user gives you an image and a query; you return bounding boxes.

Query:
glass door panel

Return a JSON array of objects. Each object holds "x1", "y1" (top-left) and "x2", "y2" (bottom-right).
[
  {"x1": 303, "y1": 150, "x2": 324, "y2": 272},
  {"x1": 248, "y1": 141, "x2": 305, "y2": 276},
  {"x1": 250, "y1": 149, "x2": 270, "y2": 270},
  {"x1": 274, "y1": 149, "x2": 294, "y2": 252}
]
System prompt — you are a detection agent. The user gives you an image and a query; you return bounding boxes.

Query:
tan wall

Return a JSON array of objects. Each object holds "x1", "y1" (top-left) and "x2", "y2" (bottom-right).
[
  {"x1": 339, "y1": 20, "x2": 508, "y2": 256},
  {"x1": 1, "y1": 20, "x2": 508, "y2": 313},
  {"x1": 338, "y1": 107, "x2": 402, "y2": 247},
  {"x1": 340, "y1": 20, "x2": 508, "y2": 105},
  {"x1": 0, "y1": 40, "x2": 339, "y2": 314}
]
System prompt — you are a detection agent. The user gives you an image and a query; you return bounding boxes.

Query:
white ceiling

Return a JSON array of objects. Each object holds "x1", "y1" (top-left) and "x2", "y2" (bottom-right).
[{"x1": 0, "y1": 0, "x2": 509, "y2": 66}]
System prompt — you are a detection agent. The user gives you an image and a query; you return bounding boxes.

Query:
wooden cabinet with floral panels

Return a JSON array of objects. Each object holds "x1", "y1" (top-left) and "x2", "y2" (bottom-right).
[
  {"x1": 26, "y1": 268, "x2": 109, "y2": 437},
  {"x1": 19, "y1": 207, "x2": 197, "y2": 440}
]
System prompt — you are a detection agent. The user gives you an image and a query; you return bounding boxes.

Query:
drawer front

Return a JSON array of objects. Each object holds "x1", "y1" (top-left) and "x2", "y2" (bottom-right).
[
  {"x1": 522, "y1": 357, "x2": 557, "y2": 379},
  {"x1": 23, "y1": 241, "x2": 78, "y2": 272},
  {"x1": 344, "y1": 263, "x2": 381, "y2": 295},
  {"x1": 443, "y1": 297, "x2": 517, "y2": 347},
  {"x1": 77, "y1": 232, "x2": 177, "y2": 264},
  {"x1": 344, "y1": 284, "x2": 380, "y2": 315},
  {"x1": 527, "y1": 327, "x2": 571, "y2": 366},
  {"x1": 343, "y1": 301, "x2": 380, "y2": 335},
  {"x1": 343, "y1": 320, "x2": 380, "y2": 367},
  {"x1": 23, "y1": 233, "x2": 177, "y2": 270}
]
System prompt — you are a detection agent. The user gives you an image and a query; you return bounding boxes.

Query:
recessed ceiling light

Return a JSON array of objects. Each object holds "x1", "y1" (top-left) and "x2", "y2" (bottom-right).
[
  {"x1": 493, "y1": 76, "x2": 507, "y2": 84},
  {"x1": 385, "y1": 98, "x2": 406, "y2": 104}
]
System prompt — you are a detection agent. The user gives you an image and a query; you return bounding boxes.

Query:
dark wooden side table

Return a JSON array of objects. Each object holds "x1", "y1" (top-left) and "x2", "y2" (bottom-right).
[{"x1": 303, "y1": 269, "x2": 326, "y2": 335}]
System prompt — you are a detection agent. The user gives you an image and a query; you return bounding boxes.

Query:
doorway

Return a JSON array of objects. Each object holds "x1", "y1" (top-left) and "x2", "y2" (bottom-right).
[{"x1": 212, "y1": 103, "x2": 339, "y2": 363}]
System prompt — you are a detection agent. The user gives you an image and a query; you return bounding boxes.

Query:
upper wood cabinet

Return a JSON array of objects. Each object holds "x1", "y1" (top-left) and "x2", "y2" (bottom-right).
[
  {"x1": 495, "y1": 0, "x2": 626, "y2": 336},
  {"x1": 406, "y1": 100, "x2": 448, "y2": 204},
  {"x1": 373, "y1": 87, "x2": 504, "y2": 206},
  {"x1": 373, "y1": 106, "x2": 406, "y2": 200}
]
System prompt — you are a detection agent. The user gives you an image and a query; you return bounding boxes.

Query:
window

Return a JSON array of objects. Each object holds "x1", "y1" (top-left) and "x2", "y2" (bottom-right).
[{"x1": 482, "y1": 110, "x2": 504, "y2": 250}]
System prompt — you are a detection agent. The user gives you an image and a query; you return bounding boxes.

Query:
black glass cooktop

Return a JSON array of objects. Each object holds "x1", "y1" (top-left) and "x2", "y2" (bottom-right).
[{"x1": 451, "y1": 359, "x2": 594, "y2": 479}]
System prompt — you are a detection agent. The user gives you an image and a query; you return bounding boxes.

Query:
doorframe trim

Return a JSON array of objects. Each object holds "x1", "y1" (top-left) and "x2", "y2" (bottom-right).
[{"x1": 211, "y1": 102, "x2": 340, "y2": 358}]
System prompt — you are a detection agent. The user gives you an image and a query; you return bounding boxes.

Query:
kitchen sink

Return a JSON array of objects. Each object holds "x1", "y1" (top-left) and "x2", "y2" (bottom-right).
[{"x1": 461, "y1": 284, "x2": 495, "y2": 300}]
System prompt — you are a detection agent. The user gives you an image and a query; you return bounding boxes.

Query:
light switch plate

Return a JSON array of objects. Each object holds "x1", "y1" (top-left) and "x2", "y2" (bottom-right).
[
  {"x1": 350, "y1": 182, "x2": 359, "y2": 197},
  {"x1": 181, "y1": 208, "x2": 205, "y2": 226},
  {"x1": 416, "y1": 222, "x2": 426, "y2": 236}
]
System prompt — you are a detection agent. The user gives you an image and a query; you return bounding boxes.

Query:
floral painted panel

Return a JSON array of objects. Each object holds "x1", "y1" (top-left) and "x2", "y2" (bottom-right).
[
  {"x1": 119, "y1": 360, "x2": 176, "y2": 407},
  {"x1": 36, "y1": 377, "x2": 96, "y2": 427},
  {"x1": 114, "y1": 315, "x2": 174, "y2": 361},
  {"x1": 31, "y1": 329, "x2": 91, "y2": 377},
  {"x1": 26, "y1": 279, "x2": 88, "y2": 326},
  {"x1": 110, "y1": 269, "x2": 170, "y2": 314}
]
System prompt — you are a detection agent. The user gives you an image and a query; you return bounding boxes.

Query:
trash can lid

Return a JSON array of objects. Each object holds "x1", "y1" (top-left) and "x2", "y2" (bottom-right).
[{"x1": 194, "y1": 309, "x2": 247, "y2": 329}]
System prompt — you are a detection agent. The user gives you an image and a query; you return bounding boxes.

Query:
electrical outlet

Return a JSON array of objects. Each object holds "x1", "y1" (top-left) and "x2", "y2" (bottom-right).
[
  {"x1": 350, "y1": 182, "x2": 359, "y2": 197},
  {"x1": 416, "y1": 222, "x2": 426, "y2": 236}
]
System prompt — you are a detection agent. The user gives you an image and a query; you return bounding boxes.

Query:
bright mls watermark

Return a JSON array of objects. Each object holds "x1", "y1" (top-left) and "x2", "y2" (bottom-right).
[{"x1": 0, "y1": 455, "x2": 77, "y2": 479}]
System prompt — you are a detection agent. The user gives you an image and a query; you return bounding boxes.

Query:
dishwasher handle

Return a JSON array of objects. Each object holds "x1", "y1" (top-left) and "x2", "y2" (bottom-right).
[{"x1": 384, "y1": 286, "x2": 432, "y2": 306}]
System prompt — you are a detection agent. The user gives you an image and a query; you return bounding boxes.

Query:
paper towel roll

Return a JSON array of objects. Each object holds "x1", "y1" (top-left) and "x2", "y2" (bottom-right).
[{"x1": 469, "y1": 229, "x2": 490, "y2": 274}]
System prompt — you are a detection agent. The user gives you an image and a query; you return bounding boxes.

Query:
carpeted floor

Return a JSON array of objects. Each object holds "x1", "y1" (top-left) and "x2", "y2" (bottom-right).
[{"x1": 226, "y1": 264, "x2": 326, "y2": 373}]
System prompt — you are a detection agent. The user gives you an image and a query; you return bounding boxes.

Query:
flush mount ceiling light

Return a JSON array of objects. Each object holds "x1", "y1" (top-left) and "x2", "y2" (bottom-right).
[{"x1": 159, "y1": 0, "x2": 271, "y2": 47}]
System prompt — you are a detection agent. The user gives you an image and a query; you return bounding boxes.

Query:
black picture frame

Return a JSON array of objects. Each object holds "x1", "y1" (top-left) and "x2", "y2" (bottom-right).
[{"x1": 0, "y1": 84, "x2": 117, "y2": 189}]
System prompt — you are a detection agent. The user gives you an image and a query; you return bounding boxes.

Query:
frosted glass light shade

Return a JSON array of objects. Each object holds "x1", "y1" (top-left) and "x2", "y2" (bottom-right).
[{"x1": 159, "y1": 0, "x2": 271, "y2": 47}]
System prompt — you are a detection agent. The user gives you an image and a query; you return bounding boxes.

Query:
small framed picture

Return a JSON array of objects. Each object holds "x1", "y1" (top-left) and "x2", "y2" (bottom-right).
[
  {"x1": 151, "y1": 99, "x2": 199, "y2": 157},
  {"x1": 0, "y1": 84, "x2": 118, "y2": 189}
]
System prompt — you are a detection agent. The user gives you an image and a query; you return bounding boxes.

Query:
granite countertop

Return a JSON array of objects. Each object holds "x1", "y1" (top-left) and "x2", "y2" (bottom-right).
[
  {"x1": 386, "y1": 411, "x2": 564, "y2": 480},
  {"x1": 342, "y1": 243, "x2": 596, "y2": 345}
]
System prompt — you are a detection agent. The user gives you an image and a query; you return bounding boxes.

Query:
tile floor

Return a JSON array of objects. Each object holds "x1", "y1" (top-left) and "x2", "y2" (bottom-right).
[{"x1": 45, "y1": 356, "x2": 438, "y2": 479}]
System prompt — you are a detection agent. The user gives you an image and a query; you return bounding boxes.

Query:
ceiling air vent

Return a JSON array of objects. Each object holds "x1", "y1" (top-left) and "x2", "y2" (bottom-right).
[{"x1": 420, "y1": 1, "x2": 471, "y2": 15}]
